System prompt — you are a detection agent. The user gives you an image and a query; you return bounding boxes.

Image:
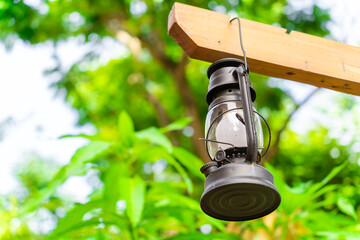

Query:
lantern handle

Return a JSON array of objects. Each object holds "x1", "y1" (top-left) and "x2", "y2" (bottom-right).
[{"x1": 236, "y1": 67, "x2": 258, "y2": 163}]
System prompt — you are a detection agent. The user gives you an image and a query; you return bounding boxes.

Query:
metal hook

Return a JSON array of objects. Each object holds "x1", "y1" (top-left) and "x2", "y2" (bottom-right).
[{"x1": 230, "y1": 17, "x2": 248, "y2": 72}]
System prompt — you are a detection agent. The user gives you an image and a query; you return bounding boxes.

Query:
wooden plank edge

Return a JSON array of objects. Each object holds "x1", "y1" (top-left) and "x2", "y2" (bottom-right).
[{"x1": 168, "y1": 2, "x2": 360, "y2": 96}]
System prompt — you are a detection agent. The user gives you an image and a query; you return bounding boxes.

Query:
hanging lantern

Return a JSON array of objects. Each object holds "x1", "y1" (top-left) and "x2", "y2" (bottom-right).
[{"x1": 199, "y1": 58, "x2": 281, "y2": 221}]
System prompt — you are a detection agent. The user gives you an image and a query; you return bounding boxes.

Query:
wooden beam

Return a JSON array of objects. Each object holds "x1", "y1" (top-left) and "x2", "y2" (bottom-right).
[{"x1": 168, "y1": 3, "x2": 360, "y2": 96}]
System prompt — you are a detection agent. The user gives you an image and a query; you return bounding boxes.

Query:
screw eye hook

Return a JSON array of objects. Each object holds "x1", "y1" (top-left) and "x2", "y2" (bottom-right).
[{"x1": 230, "y1": 17, "x2": 248, "y2": 72}]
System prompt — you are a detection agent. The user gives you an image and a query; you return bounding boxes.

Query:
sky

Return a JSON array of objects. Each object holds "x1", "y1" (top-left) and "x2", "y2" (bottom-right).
[
  {"x1": 0, "y1": 0, "x2": 360, "y2": 201},
  {"x1": 0, "y1": 40, "x2": 92, "y2": 198},
  {"x1": 284, "y1": 0, "x2": 360, "y2": 141},
  {"x1": 0, "y1": 37, "x2": 126, "y2": 201}
]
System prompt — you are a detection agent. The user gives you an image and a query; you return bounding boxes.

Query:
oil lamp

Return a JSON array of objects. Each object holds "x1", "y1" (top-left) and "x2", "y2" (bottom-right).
[{"x1": 199, "y1": 58, "x2": 281, "y2": 221}]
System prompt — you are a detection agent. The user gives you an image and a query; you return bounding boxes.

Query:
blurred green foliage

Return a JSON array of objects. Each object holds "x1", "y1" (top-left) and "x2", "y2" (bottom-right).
[{"x1": 1, "y1": 0, "x2": 360, "y2": 239}]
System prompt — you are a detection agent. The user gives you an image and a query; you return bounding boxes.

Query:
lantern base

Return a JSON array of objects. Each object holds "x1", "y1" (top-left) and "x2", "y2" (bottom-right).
[{"x1": 200, "y1": 162, "x2": 280, "y2": 221}]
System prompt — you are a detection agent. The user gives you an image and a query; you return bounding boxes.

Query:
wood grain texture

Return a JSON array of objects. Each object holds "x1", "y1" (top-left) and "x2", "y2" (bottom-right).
[{"x1": 168, "y1": 2, "x2": 360, "y2": 96}]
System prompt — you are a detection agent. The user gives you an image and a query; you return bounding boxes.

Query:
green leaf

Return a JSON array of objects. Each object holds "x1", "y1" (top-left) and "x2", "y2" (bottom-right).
[
  {"x1": 162, "y1": 193, "x2": 200, "y2": 211},
  {"x1": 205, "y1": 217, "x2": 227, "y2": 232},
  {"x1": 136, "y1": 127, "x2": 172, "y2": 152},
  {"x1": 103, "y1": 162, "x2": 128, "y2": 210},
  {"x1": 267, "y1": 162, "x2": 349, "y2": 215},
  {"x1": 48, "y1": 199, "x2": 129, "y2": 239},
  {"x1": 337, "y1": 197, "x2": 357, "y2": 220},
  {"x1": 49, "y1": 200, "x2": 103, "y2": 238},
  {"x1": 160, "y1": 117, "x2": 192, "y2": 133},
  {"x1": 309, "y1": 184, "x2": 338, "y2": 202},
  {"x1": 132, "y1": 145, "x2": 193, "y2": 193},
  {"x1": 59, "y1": 134, "x2": 99, "y2": 140},
  {"x1": 164, "y1": 232, "x2": 239, "y2": 240},
  {"x1": 303, "y1": 210, "x2": 356, "y2": 232},
  {"x1": 118, "y1": 111, "x2": 135, "y2": 146},
  {"x1": 69, "y1": 141, "x2": 111, "y2": 166},
  {"x1": 19, "y1": 141, "x2": 110, "y2": 216},
  {"x1": 133, "y1": 144, "x2": 171, "y2": 164},
  {"x1": 316, "y1": 231, "x2": 360, "y2": 240},
  {"x1": 308, "y1": 161, "x2": 348, "y2": 195},
  {"x1": 166, "y1": 155, "x2": 194, "y2": 194},
  {"x1": 266, "y1": 163, "x2": 310, "y2": 214},
  {"x1": 173, "y1": 147, "x2": 205, "y2": 180},
  {"x1": 124, "y1": 176, "x2": 146, "y2": 227}
]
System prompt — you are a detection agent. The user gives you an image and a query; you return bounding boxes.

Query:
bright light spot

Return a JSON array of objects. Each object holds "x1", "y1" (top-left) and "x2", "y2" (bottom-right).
[
  {"x1": 145, "y1": 81, "x2": 159, "y2": 94},
  {"x1": 130, "y1": 1, "x2": 147, "y2": 16},
  {"x1": 82, "y1": 212, "x2": 94, "y2": 221},
  {"x1": 116, "y1": 200, "x2": 126, "y2": 211},
  {"x1": 97, "y1": 223, "x2": 105, "y2": 229},
  {"x1": 213, "y1": 5, "x2": 227, "y2": 14},
  {"x1": 82, "y1": 208, "x2": 102, "y2": 221},
  {"x1": 23, "y1": 0, "x2": 41, "y2": 8},
  {"x1": 349, "y1": 153, "x2": 357, "y2": 163},
  {"x1": 38, "y1": 4, "x2": 49, "y2": 15},
  {"x1": 152, "y1": 159, "x2": 167, "y2": 174},
  {"x1": 228, "y1": 10, "x2": 238, "y2": 19},
  {"x1": 27, "y1": 208, "x2": 57, "y2": 234},
  {"x1": 200, "y1": 224, "x2": 212, "y2": 234},
  {"x1": 88, "y1": 33, "x2": 100, "y2": 42},
  {"x1": 228, "y1": 0, "x2": 239, "y2": 6},
  {"x1": 352, "y1": 142, "x2": 360, "y2": 153},
  {"x1": 143, "y1": 162, "x2": 152, "y2": 174},
  {"x1": 87, "y1": 170, "x2": 103, "y2": 189},
  {"x1": 286, "y1": 0, "x2": 314, "y2": 12},
  {"x1": 330, "y1": 147, "x2": 340, "y2": 159},
  {"x1": 339, "y1": 131, "x2": 353, "y2": 146},
  {"x1": 57, "y1": 175, "x2": 92, "y2": 203},
  {"x1": 55, "y1": 207, "x2": 66, "y2": 218},
  {"x1": 10, "y1": 218, "x2": 21, "y2": 233},
  {"x1": 183, "y1": 126, "x2": 194, "y2": 137},
  {"x1": 68, "y1": 12, "x2": 85, "y2": 27},
  {"x1": 109, "y1": 225, "x2": 120, "y2": 234},
  {"x1": 23, "y1": 0, "x2": 48, "y2": 14}
]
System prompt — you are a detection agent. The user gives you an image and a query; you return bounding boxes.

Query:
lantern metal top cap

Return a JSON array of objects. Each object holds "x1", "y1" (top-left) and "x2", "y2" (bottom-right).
[
  {"x1": 206, "y1": 58, "x2": 256, "y2": 105},
  {"x1": 207, "y1": 58, "x2": 248, "y2": 78}
]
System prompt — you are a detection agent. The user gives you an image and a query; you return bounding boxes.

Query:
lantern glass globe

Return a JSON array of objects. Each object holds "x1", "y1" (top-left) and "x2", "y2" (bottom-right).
[{"x1": 205, "y1": 100, "x2": 263, "y2": 160}]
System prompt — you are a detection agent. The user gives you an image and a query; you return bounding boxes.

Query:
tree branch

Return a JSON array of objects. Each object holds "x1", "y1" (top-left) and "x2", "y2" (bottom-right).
[
  {"x1": 146, "y1": 91, "x2": 171, "y2": 127},
  {"x1": 134, "y1": 28, "x2": 209, "y2": 163},
  {"x1": 171, "y1": 53, "x2": 209, "y2": 163},
  {"x1": 105, "y1": 17, "x2": 208, "y2": 162},
  {"x1": 262, "y1": 88, "x2": 321, "y2": 163},
  {"x1": 139, "y1": 31, "x2": 177, "y2": 71}
]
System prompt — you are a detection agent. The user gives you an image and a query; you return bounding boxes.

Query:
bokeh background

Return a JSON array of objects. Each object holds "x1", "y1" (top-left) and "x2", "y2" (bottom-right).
[{"x1": 1, "y1": 0, "x2": 360, "y2": 239}]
